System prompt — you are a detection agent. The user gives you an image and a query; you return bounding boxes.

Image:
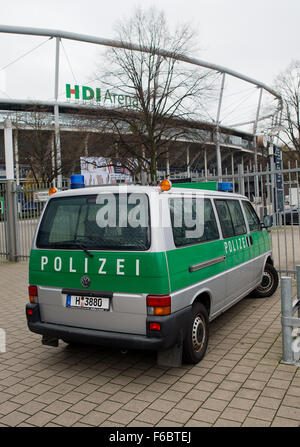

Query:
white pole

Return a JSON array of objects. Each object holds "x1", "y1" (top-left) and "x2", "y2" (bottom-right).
[
  {"x1": 14, "y1": 129, "x2": 19, "y2": 185},
  {"x1": 4, "y1": 119, "x2": 14, "y2": 180},
  {"x1": 54, "y1": 37, "x2": 62, "y2": 188}
]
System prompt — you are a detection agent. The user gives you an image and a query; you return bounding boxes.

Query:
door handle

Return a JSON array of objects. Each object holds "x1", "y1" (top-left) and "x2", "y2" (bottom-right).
[{"x1": 248, "y1": 235, "x2": 253, "y2": 246}]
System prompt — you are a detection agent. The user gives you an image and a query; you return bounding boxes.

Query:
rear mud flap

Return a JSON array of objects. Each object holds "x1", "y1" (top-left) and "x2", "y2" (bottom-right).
[{"x1": 157, "y1": 340, "x2": 183, "y2": 367}]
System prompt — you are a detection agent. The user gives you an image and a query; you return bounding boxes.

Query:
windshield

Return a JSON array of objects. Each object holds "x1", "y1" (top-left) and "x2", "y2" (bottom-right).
[{"x1": 36, "y1": 193, "x2": 151, "y2": 251}]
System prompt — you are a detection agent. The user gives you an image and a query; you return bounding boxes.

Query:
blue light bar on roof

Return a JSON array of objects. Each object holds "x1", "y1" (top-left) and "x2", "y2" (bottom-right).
[
  {"x1": 71, "y1": 174, "x2": 85, "y2": 189},
  {"x1": 217, "y1": 182, "x2": 233, "y2": 192}
]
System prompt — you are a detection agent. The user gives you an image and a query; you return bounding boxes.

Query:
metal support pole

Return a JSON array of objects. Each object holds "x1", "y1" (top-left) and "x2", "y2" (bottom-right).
[
  {"x1": 4, "y1": 119, "x2": 18, "y2": 262},
  {"x1": 166, "y1": 152, "x2": 170, "y2": 179},
  {"x1": 51, "y1": 134, "x2": 56, "y2": 188},
  {"x1": 186, "y1": 145, "x2": 190, "y2": 178},
  {"x1": 4, "y1": 119, "x2": 14, "y2": 180},
  {"x1": 281, "y1": 276, "x2": 294, "y2": 364},
  {"x1": 54, "y1": 37, "x2": 62, "y2": 189},
  {"x1": 231, "y1": 151, "x2": 235, "y2": 190},
  {"x1": 6, "y1": 180, "x2": 18, "y2": 262},
  {"x1": 216, "y1": 73, "x2": 226, "y2": 181},
  {"x1": 14, "y1": 129, "x2": 20, "y2": 186},
  {"x1": 141, "y1": 146, "x2": 147, "y2": 185},
  {"x1": 238, "y1": 163, "x2": 245, "y2": 196},
  {"x1": 253, "y1": 88, "x2": 263, "y2": 198},
  {"x1": 84, "y1": 134, "x2": 89, "y2": 157},
  {"x1": 204, "y1": 148, "x2": 208, "y2": 181}
]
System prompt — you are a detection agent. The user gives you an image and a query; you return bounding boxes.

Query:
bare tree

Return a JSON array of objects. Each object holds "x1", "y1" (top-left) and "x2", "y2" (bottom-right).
[
  {"x1": 95, "y1": 7, "x2": 217, "y2": 183},
  {"x1": 13, "y1": 107, "x2": 56, "y2": 183},
  {"x1": 274, "y1": 60, "x2": 300, "y2": 154}
]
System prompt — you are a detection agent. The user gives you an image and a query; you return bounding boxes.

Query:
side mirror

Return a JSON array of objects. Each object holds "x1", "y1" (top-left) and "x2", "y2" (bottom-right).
[{"x1": 262, "y1": 215, "x2": 272, "y2": 228}]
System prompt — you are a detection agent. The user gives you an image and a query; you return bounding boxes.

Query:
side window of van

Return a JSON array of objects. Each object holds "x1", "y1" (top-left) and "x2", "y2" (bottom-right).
[
  {"x1": 170, "y1": 198, "x2": 219, "y2": 247},
  {"x1": 215, "y1": 199, "x2": 247, "y2": 238},
  {"x1": 242, "y1": 200, "x2": 261, "y2": 231}
]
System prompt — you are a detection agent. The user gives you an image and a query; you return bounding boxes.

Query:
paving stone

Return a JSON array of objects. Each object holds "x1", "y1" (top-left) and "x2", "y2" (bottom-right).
[
  {"x1": 220, "y1": 407, "x2": 248, "y2": 423},
  {"x1": 135, "y1": 390, "x2": 161, "y2": 403},
  {"x1": 96, "y1": 400, "x2": 123, "y2": 414},
  {"x1": 0, "y1": 410, "x2": 29, "y2": 427},
  {"x1": 149, "y1": 398, "x2": 176, "y2": 413},
  {"x1": 248, "y1": 405, "x2": 276, "y2": 422},
  {"x1": 255, "y1": 396, "x2": 282, "y2": 410},
  {"x1": 276, "y1": 405, "x2": 300, "y2": 421},
  {"x1": 192, "y1": 408, "x2": 220, "y2": 424},
  {"x1": 214, "y1": 418, "x2": 241, "y2": 427},
  {"x1": 271, "y1": 417, "x2": 300, "y2": 427},
  {"x1": 164, "y1": 408, "x2": 193, "y2": 424},
  {"x1": 0, "y1": 401, "x2": 20, "y2": 415},
  {"x1": 34, "y1": 391, "x2": 62, "y2": 405},
  {"x1": 202, "y1": 398, "x2": 228, "y2": 412},
  {"x1": 18, "y1": 401, "x2": 47, "y2": 416},
  {"x1": 175, "y1": 398, "x2": 200, "y2": 413},
  {"x1": 242, "y1": 417, "x2": 271, "y2": 427},
  {"x1": 109, "y1": 391, "x2": 136, "y2": 404},
  {"x1": 228, "y1": 397, "x2": 255, "y2": 411},
  {"x1": 67, "y1": 400, "x2": 98, "y2": 415},
  {"x1": 25, "y1": 411, "x2": 55, "y2": 427},
  {"x1": 52, "y1": 411, "x2": 85, "y2": 426},
  {"x1": 136, "y1": 408, "x2": 165, "y2": 425},
  {"x1": 109, "y1": 409, "x2": 138, "y2": 425}
]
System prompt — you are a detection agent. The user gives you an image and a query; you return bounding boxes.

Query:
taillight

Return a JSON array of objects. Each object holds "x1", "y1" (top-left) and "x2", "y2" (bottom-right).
[
  {"x1": 28, "y1": 285, "x2": 38, "y2": 303},
  {"x1": 147, "y1": 295, "x2": 171, "y2": 316},
  {"x1": 149, "y1": 322, "x2": 161, "y2": 331}
]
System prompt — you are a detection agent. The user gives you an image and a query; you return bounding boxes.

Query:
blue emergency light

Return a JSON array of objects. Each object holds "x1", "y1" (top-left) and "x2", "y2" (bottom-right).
[
  {"x1": 217, "y1": 182, "x2": 233, "y2": 192},
  {"x1": 71, "y1": 174, "x2": 85, "y2": 189}
]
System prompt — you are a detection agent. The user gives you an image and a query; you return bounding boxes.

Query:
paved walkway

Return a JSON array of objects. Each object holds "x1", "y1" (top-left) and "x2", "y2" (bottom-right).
[{"x1": 0, "y1": 260, "x2": 299, "y2": 427}]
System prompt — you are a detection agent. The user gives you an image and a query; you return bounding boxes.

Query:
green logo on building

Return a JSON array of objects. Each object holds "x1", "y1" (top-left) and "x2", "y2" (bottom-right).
[{"x1": 66, "y1": 84, "x2": 138, "y2": 107}]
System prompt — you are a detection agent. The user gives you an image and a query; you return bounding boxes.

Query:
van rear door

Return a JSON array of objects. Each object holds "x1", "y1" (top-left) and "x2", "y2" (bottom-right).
[{"x1": 30, "y1": 192, "x2": 170, "y2": 336}]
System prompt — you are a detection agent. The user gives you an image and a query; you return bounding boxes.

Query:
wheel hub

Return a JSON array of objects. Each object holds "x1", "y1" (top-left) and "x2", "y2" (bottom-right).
[
  {"x1": 192, "y1": 315, "x2": 206, "y2": 352},
  {"x1": 257, "y1": 271, "x2": 273, "y2": 293}
]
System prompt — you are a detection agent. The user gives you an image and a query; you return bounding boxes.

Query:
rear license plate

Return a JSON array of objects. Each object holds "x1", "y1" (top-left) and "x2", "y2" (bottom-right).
[{"x1": 66, "y1": 295, "x2": 110, "y2": 311}]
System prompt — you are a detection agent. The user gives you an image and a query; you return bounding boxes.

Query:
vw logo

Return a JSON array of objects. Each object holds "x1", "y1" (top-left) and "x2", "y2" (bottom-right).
[{"x1": 81, "y1": 276, "x2": 91, "y2": 288}]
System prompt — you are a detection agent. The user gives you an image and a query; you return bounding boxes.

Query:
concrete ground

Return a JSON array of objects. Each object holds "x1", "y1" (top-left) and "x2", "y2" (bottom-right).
[{"x1": 0, "y1": 260, "x2": 299, "y2": 427}]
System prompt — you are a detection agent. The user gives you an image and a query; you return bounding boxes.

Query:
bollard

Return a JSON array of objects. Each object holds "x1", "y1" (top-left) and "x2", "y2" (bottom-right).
[{"x1": 281, "y1": 276, "x2": 294, "y2": 364}]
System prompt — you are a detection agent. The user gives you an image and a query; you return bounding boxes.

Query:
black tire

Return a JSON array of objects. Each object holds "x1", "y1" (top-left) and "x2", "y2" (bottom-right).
[
  {"x1": 183, "y1": 302, "x2": 209, "y2": 364},
  {"x1": 252, "y1": 263, "x2": 279, "y2": 298}
]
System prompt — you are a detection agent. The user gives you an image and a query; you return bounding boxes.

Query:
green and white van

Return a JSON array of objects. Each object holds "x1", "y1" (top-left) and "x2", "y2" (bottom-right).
[{"x1": 26, "y1": 181, "x2": 278, "y2": 365}]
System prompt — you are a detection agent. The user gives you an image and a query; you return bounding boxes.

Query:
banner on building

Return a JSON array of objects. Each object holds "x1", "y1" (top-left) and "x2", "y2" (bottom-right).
[{"x1": 80, "y1": 157, "x2": 132, "y2": 185}]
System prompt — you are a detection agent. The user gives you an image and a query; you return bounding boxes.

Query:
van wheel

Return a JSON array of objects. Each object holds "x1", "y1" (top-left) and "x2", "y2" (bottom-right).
[
  {"x1": 183, "y1": 302, "x2": 209, "y2": 364},
  {"x1": 253, "y1": 263, "x2": 279, "y2": 298}
]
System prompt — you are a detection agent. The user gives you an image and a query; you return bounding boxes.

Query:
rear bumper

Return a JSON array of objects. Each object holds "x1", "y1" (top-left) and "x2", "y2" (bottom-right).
[{"x1": 26, "y1": 303, "x2": 191, "y2": 351}]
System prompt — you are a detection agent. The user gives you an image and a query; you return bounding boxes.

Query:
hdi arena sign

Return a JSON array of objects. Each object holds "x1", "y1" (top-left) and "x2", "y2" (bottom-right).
[{"x1": 66, "y1": 84, "x2": 138, "y2": 107}]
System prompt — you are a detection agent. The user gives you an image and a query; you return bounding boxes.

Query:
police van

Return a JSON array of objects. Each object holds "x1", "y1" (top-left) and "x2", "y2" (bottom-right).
[{"x1": 26, "y1": 179, "x2": 278, "y2": 365}]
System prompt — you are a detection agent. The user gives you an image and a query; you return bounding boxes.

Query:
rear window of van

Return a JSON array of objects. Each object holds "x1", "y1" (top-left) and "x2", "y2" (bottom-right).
[{"x1": 36, "y1": 193, "x2": 150, "y2": 251}]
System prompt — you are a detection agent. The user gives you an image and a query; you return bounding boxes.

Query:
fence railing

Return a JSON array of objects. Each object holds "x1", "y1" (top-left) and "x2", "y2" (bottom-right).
[{"x1": 0, "y1": 180, "x2": 69, "y2": 261}]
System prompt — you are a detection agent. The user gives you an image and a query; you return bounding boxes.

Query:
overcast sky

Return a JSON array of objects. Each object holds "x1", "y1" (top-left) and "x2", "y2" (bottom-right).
[{"x1": 0, "y1": 0, "x2": 299, "y2": 127}]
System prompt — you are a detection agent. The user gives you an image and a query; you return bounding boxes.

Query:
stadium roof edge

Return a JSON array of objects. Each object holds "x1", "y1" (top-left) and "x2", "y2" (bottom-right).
[
  {"x1": 0, "y1": 98, "x2": 255, "y2": 139},
  {"x1": 0, "y1": 24, "x2": 282, "y2": 102}
]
